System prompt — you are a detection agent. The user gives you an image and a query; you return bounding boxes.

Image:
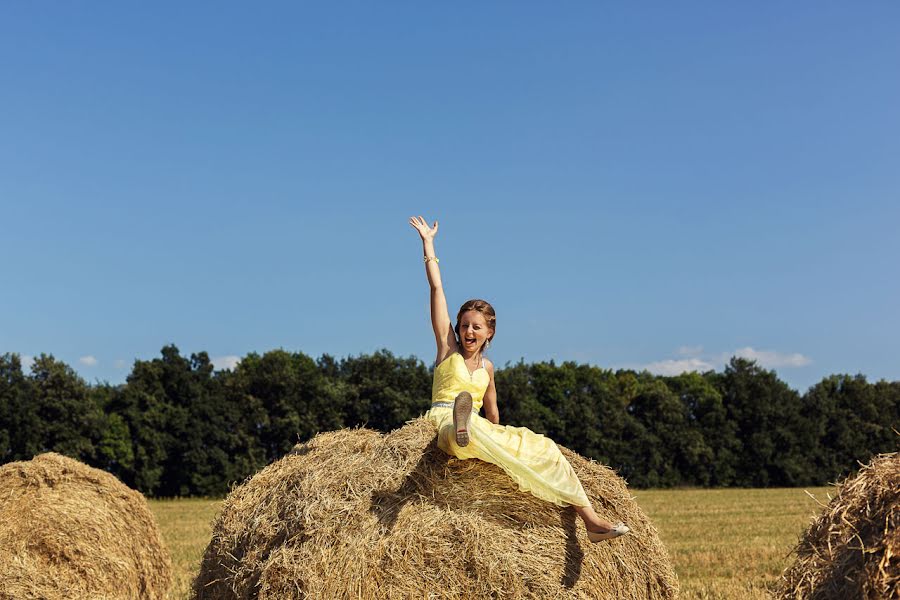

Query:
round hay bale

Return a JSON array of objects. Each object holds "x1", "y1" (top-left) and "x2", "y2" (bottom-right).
[
  {"x1": 0, "y1": 452, "x2": 172, "y2": 600},
  {"x1": 777, "y1": 452, "x2": 899, "y2": 600},
  {"x1": 193, "y1": 418, "x2": 678, "y2": 599}
]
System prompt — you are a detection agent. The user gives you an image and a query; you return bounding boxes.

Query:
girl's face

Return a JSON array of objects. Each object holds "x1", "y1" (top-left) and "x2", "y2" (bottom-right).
[{"x1": 458, "y1": 310, "x2": 493, "y2": 353}]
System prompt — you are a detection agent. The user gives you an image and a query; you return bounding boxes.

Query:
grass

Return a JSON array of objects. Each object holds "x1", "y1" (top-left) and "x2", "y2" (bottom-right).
[
  {"x1": 635, "y1": 487, "x2": 833, "y2": 599},
  {"x1": 150, "y1": 486, "x2": 833, "y2": 600},
  {"x1": 149, "y1": 498, "x2": 222, "y2": 600}
]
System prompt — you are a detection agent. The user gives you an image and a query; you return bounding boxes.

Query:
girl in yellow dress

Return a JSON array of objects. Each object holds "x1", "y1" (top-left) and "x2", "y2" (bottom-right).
[{"x1": 409, "y1": 216, "x2": 629, "y2": 542}]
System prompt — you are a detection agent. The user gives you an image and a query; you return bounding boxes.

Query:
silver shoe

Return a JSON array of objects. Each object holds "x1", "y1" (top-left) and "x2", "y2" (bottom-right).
[{"x1": 587, "y1": 522, "x2": 629, "y2": 543}]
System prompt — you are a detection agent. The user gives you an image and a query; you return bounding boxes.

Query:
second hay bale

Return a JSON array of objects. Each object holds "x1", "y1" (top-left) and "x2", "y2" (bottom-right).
[
  {"x1": 777, "y1": 452, "x2": 899, "y2": 600},
  {"x1": 0, "y1": 452, "x2": 172, "y2": 600}
]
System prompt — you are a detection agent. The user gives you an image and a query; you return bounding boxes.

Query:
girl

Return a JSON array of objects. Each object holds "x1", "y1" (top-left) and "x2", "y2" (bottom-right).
[{"x1": 409, "y1": 215, "x2": 629, "y2": 542}]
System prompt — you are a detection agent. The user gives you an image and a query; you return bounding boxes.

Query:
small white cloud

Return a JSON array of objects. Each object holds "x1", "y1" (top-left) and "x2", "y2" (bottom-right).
[
  {"x1": 21, "y1": 355, "x2": 35, "y2": 370},
  {"x1": 730, "y1": 346, "x2": 812, "y2": 368},
  {"x1": 636, "y1": 357, "x2": 716, "y2": 376},
  {"x1": 212, "y1": 355, "x2": 241, "y2": 371},
  {"x1": 626, "y1": 344, "x2": 811, "y2": 376},
  {"x1": 677, "y1": 345, "x2": 704, "y2": 357},
  {"x1": 114, "y1": 359, "x2": 127, "y2": 369},
  {"x1": 79, "y1": 355, "x2": 98, "y2": 367}
]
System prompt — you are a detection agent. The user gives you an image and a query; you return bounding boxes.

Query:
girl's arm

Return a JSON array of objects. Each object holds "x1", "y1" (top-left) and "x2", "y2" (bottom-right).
[
  {"x1": 409, "y1": 216, "x2": 458, "y2": 363},
  {"x1": 483, "y1": 361, "x2": 499, "y2": 424}
]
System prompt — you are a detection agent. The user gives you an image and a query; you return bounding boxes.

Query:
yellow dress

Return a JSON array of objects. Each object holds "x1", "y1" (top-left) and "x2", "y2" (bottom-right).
[{"x1": 424, "y1": 352, "x2": 591, "y2": 508}]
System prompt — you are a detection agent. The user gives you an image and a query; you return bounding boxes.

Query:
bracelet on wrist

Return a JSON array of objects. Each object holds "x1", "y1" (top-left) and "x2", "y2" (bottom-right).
[{"x1": 424, "y1": 256, "x2": 439, "y2": 263}]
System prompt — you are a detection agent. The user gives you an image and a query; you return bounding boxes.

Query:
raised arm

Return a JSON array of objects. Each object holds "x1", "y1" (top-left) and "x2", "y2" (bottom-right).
[{"x1": 409, "y1": 216, "x2": 458, "y2": 363}]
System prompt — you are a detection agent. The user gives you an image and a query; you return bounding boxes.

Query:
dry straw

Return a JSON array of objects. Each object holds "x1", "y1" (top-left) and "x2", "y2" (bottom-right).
[
  {"x1": 777, "y1": 452, "x2": 899, "y2": 600},
  {"x1": 193, "y1": 417, "x2": 678, "y2": 599},
  {"x1": 0, "y1": 452, "x2": 172, "y2": 600}
]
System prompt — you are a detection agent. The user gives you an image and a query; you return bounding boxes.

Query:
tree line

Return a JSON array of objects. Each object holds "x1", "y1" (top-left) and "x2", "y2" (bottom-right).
[{"x1": 1, "y1": 345, "x2": 897, "y2": 496}]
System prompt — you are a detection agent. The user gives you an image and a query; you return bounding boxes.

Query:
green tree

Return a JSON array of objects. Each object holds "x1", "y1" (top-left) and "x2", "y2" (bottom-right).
[
  {"x1": 28, "y1": 354, "x2": 102, "y2": 461},
  {"x1": 713, "y1": 357, "x2": 813, "y2": 486},
  {"x1": 560, "y1": 363, "x2": 621, "y2": 462},
  {"x1": 804, "y1": 374, "x2": 899, "y2": 482},
  {"x1": 0, "y1": 353, "x2": 36, "y2": 462},
  {"x1": 495, "y1": 360, "x2": 556, "y2": 436},
  {"x1": 88, "y1": 383, "x2": 135, "y2": 475},
  {"x1": 109, "y1": 345, "x2": 260, "y2": 496},
  {"x1": 609, "y1": 370, "x2": 657, "y2": 485},
  {"x1": 110, "y1": 349, "x2": 180, "y2": 494},
  {"x1": 520, "y1": 360, "x2": 572, "y2": 444},
  {"x1": 338, "y1": 350, "x2": 431, "y2": 433},
  {"x1": 625, "y1": 379, "x2": 712, "y2": 487},
  {"x1": 873, "y1": 380, "x2": 900, "y2": 448},
  {"x1": 230, "y1": 348, "x2": 347, "y2": 463},
  {"x1": 669, "y1": 371, "x2": 737, "y2": 486}
]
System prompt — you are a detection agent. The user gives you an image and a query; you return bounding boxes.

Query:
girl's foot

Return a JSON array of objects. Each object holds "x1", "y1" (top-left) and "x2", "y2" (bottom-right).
[
  {"x1": 453, "y1": 391, "x2": 473, "y2": 447},
  {"x1": 586, "y1": 522, "x2": 630, "y2": 543}
]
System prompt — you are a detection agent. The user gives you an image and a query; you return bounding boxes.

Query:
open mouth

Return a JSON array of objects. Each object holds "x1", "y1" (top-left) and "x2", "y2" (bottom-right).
[{"x1": 465, "y1": 338, "x2": 476, "y2": 345}]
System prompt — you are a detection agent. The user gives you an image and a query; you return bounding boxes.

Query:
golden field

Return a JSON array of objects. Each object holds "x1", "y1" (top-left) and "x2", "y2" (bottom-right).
[{"x1": 150, "y1": 486, "x2": 832, "y2": 600}]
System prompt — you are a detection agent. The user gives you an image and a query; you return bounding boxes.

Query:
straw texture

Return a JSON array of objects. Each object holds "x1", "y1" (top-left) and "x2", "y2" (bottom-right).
[
  {"x1": 0, "y1": 452, "x2": 172, "y2": 600},
  {"x1": 193, "y1": 417, "x2": 678, "y2": 599},
  {"x1": 777, "y1": 452, "x2": 899, "y2": 600}
]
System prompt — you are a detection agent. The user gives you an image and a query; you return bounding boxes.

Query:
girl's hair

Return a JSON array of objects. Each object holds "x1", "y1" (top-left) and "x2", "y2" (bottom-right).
[{"x1": 455, "y1": 299, "x2": 496, "y2": 352}]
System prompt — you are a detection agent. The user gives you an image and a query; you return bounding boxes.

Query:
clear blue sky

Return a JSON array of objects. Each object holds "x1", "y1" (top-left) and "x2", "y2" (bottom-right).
[{"x1": 2, "y1": 3, "x2": 898, "y2": 393}]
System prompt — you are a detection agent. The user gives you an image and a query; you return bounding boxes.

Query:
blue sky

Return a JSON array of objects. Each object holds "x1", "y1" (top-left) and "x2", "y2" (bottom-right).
[{"x1": 1, "y1": 3, "x2": 898, "y2": 393}]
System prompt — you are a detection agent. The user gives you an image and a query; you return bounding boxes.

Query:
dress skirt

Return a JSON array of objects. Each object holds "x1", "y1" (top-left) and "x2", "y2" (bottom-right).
[{"x1": 425, "y1": 406, "x2": 591, "y2": 508}]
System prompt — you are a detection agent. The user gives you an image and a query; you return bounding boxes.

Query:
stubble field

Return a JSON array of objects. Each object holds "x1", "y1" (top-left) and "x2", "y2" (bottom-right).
[{"x1": 150, "y1": 486, "x2": 832, "y2": 599}]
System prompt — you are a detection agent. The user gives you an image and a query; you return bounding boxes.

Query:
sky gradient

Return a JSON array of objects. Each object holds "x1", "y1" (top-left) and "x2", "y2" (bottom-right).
[{"x1": 2, "y1": 3, "x2": 898, "y2": 393}]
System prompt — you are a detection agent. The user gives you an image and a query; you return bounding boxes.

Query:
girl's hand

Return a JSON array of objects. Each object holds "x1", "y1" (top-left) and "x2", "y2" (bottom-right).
[{"x1": 409, "y1": 215, "x2": 439, "y2": 241}]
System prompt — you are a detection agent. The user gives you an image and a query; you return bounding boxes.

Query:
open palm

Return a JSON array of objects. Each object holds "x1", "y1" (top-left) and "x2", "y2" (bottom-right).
[{"x1": 409, "y1": 215, "x2": 438, "y2": 241}]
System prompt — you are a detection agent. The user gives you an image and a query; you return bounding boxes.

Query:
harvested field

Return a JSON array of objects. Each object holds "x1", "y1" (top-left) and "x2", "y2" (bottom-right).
[{"x1": 637, "y1": 487, "x2": 835, "y2": 599}]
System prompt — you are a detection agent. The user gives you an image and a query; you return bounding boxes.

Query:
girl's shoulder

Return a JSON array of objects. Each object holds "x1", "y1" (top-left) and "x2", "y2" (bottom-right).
[{"x1": 484, "y1": 357, "x2": 495, "y2": 374}]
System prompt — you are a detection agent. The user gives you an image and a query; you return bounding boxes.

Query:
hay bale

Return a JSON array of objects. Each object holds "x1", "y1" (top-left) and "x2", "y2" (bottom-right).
[
  {"x1": 777, "y1": 452, "x2": 899, "y2": 600},
  {"x1": 0, "y1": 452, "x2": 172, "y2": 600},
  {"x1": 193, "y1": 418, "x2": 678, "y2": 599}
]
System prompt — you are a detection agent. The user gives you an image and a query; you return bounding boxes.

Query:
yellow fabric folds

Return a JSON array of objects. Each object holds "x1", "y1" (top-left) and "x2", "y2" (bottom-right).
[{"x1": 425, "y1": 352, "x2": 590, "y2": 508}]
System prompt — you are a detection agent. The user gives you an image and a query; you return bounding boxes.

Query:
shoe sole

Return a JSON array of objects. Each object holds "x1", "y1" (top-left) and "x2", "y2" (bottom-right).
[{"x1": 453, "y1": 391, "x2": 473, "y2": 447}]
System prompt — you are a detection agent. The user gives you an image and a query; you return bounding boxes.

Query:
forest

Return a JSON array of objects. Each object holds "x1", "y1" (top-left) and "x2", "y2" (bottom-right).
[{"x1": 1, "y1": 346, "x2": 897, "y2": 496}]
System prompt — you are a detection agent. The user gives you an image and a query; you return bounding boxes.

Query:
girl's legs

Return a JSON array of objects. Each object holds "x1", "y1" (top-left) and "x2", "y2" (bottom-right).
[{"x1": 574, "y1": 504, "x2": 617, "y2": 533}]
